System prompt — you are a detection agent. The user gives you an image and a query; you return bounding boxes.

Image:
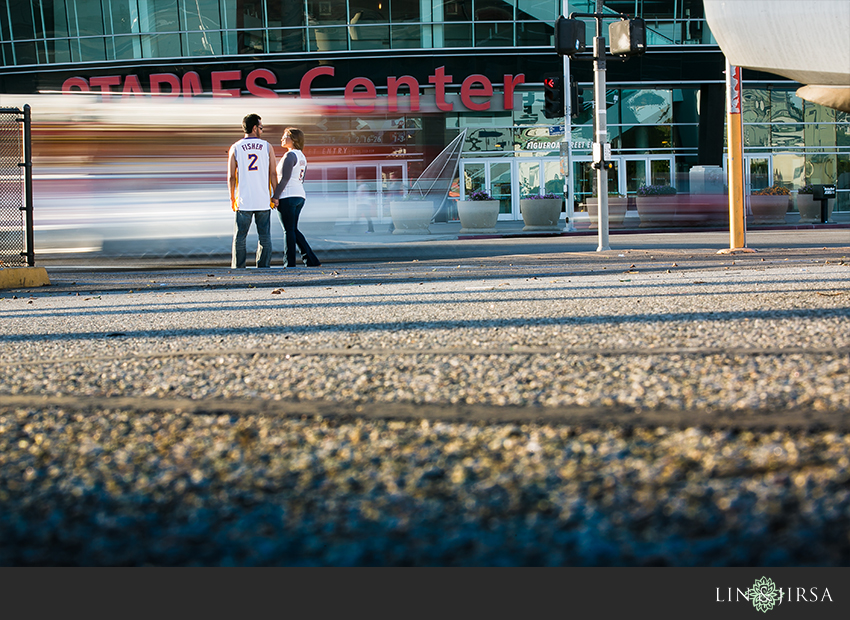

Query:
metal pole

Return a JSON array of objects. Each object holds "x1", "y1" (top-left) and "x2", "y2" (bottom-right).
[
  {"x1": 563, "y1": 24, "x2": 575, "y2": 231},
  {"x1": 22, "y1": 104, "x2": 34, "y2": 267},
  {"x1": 593, "y1": 4, "x2": 610, "y2": 252},
  {"x1": 725, "y1": 60, "x2": 749, "y2": 251}
]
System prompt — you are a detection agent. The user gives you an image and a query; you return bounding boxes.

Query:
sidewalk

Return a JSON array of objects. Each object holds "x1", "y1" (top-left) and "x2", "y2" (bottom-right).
[{"x1": 29, "y1": 216, "x2": 850, "y2": 271}]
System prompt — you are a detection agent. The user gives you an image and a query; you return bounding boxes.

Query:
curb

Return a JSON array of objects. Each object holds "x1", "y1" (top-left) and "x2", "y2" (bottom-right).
[{"x1": 0, "y1": 266, "x2": 51, "y2": 290}]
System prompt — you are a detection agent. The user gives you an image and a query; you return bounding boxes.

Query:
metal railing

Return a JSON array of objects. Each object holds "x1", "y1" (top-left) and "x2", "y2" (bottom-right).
[{"x1": 0, "y1": 105, "x2": 33, "y2": 267}]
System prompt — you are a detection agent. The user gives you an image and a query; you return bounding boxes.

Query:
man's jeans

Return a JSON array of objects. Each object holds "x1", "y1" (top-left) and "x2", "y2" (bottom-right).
[{"x1": 232, "y1": 210, "x2": 272, "y2": 269}]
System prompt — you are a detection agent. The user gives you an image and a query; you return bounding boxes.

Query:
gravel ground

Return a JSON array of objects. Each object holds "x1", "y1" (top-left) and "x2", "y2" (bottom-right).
[{"x1": 1, "y1": 247, "x2": 849, "y2": 565}]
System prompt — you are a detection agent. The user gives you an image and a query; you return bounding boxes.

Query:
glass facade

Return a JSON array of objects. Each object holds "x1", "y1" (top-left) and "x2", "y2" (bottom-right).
[
  {"x1": 1, "y1": 1, "x2": 848, "y2": 223},
  {"x1": 0, "y1": 1, "x2": 726, "y2": 65},
  {"x1": 0, "y1": 0, "x2": 571, "y2": 63}
]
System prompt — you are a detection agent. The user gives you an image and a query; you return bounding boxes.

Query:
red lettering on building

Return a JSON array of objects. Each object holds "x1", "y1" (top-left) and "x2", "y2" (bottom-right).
[
  {"x1": 345, "y1": 78, "x2": 377, "y2": 112},
  {"x1": 300, "y1": 66, "x2": 335, "y2": 98},
  {"x1": 212, "y1": 70, "x2": 242, "y2": 97},
  {"x1": 62, "y1": 77, "x2": 89, "y2": 93},
  {"x1": 122, "y1": 75, "x2": 144, "y2": 97},
  {"x1": 182, "y1": 72, "x2": 203, "y2": 97},
  {"x1": 387, "y1": 76, "x2": 420, "y2": 112},
  {"x1": 247, "y1": 69, "x2": 278, "y2": 98},
  {"x1": 428, "y1": 66, "x2": 454, "y2": 111},
  {"x1": 460, "y1": 75, "x2": 492, "y2": 111},
  {"x1": 62, "y1": 66, "x2": 522, "y2": 111},
  {"x1": 503, "y1": 73, "x2": 525, "y2": 110},
  {"x1": 90, "y1": 76, "x2": 122, "y2": 100},
  {"x1": 150, "y1": 73, "x2": 181, "y2": 97}
]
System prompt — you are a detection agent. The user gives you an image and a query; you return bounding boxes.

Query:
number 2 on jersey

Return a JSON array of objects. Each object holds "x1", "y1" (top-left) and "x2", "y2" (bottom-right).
[{"x1": 247, "y1": 153, "x2": 258, "y2": 171}]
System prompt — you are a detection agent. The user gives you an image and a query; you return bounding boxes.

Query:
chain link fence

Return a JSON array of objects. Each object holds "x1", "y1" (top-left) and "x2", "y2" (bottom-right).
[{"x1": 0, "y1": 106, "x2": 33, "y2": 267}]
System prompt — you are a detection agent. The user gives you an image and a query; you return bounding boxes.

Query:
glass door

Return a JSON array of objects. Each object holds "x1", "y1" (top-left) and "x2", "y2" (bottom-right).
[
  {"x1": 650, "y1": 158, "x2": 673, "y2": 187},
  {"x1": 460, "y1": 159, "x2": 515, "y2": 219},
  {"x1": 379, "y1": 163, "x2": 406, "y2": 221},
  {"x1": 625, "y1": 159, "x2": 647, "y2": 196},
  {"x1": 572, "y1": 159, "x2": 621, "y2": 202},
  {"x1": 746, "y1": 157, "x2": 771, "y2": 194}
]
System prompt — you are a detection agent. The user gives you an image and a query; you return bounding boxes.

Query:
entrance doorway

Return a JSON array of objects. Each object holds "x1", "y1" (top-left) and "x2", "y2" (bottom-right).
[
  {"x1": 571, "y1": 155, "x2": 674, "y2": 212},
  {"x1": 460, "y1": 157, "x2": 565, "y2": 220}
]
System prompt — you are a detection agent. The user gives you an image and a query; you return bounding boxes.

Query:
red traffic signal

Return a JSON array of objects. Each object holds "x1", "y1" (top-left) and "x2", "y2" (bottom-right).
[{"x1": 543, "y1": 74, "x2": 564, "y2": 119}]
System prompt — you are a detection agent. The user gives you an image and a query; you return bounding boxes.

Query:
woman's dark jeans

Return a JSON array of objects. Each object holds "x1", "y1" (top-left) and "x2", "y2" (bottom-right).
[{"x1": 277, "y1": 197, "x2": 320, "y2": 267}]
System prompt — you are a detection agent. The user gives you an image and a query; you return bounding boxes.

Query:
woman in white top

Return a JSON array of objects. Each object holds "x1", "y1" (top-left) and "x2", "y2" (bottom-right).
[{"x1": 272, "y1": 127, "x2": 320, "y2": 268}]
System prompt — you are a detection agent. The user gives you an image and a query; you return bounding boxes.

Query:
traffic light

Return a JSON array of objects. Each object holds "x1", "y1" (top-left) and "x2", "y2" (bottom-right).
[
  {"x1": 554, "y1": 16, "x2": 586, "y2": 56},
  {"x1": 609, "y1": 18, "x2": 646, "y2": 56},
  {"x1": 570, "y1": 78, "x2": 583, "y2": 118},
  {"x1": 543, "y1": 74, "x2": 564, "y2": 119}
]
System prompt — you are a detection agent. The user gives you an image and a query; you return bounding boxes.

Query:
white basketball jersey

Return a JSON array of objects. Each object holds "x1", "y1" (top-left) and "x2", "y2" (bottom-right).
[
  {"x1": 277, "y1": 150, "x2": 307, "y2": 200},
  {"x1": 230, "y1": 137, "x2": 272, "y2": 211}
]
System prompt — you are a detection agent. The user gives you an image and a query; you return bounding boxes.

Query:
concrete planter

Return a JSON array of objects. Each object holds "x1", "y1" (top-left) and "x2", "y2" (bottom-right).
[
  {"x1": 519, "y1": 198, "x2": 563, "y2": 231},
  {"x1": 636, "y1": 194, "x2": 727, "y2": 227},
  {"x1": 390, "y1": 200, "x2": 433, "y2": 234},
  {"x1": 587, "y1": 197, "x2": 628, "y2": 229},
  {"x1": 797, "y1": 193, "x2": 834, "y2": 223},
  {"x1": 636, "y1": 195, "x2": 678, "y2": 227},
  {"x1": 749, "y1": 195, "x2": 789, "y2": 225},
  {"x1": 457, "y1": 199, "x2": 499, "y2": 233},
  {"x1": 677, "y1": 194, "x2": 727, "y2": 226}
]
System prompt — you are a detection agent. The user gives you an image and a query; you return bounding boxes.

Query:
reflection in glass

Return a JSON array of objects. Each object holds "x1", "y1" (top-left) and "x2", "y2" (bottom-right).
[
  {"x1": 742, "y1": 88, "x2": 770, "y2": 123},
  {"x1": 620, "y1": 90, "x2": 673, "y2": 125},
  {"x1": 573, "y1": 160, "x2": 593, "y2": 210},
  {"x1": 744, "y1": 124, "x2": 770, "y2": 148},
  {"x1": 748, "y1": 158, "x2": 770, "y2": 192},
  {"x1": 491, "y1": 162, "x2": 512, "y2": 213},
  {"x1": 772, "y1": 153, "x2": 805, "y2": 190},
  {"x1": 517, "y1": 21, "x2": 552, "y2": 46},
  {"x1": 443, "y1": 23, "x2": 472, "y2": 46},
  {"x1": 463, "y1": 163, "x2": 487, "y2": 195},
  {"x1": 838, "y1": 124, "x2": 850, "y2": 148},
  {"x1": 518, "y1": 161, "x2": 541, "y2": 195},
  {"x1": 772, "y1": 124, "x2": 804, "y2": 149},
  {"x1": 626, "y1": 160, "x2": 646, "y2": 195},
  {"x1": 475, "y1": 22, "x2": 514, "y2": 46},
  {"x1": 837, "y1": 154, "x2": 850, "y2": 210},
  {"x1": 543, "y1": 160, "x2": 563, "y2": 196},
  {"x1": 651, "y1": 159, "x2": 671, "y2": 186},
  {"x1": 771, "y1": 90, "x2": 804, "y2": 123},
  {"x1": 617, "y1": 125, "x2": 673, "y2": 149},
  {"x1": 518, "y1": 0, "x2": 559, "y2": 21}
]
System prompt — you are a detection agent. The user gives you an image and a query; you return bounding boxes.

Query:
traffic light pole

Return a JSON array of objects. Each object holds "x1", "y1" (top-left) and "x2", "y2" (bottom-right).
[
  {"x1": 562, "y1": 28, "x2": 575, "y2": 231},
  {"x1": 592, "y1": 22, "x2": 610, "y2": 251},
  {"x1": 557, "y1": 1, "x2": 644, "y2": 251}
]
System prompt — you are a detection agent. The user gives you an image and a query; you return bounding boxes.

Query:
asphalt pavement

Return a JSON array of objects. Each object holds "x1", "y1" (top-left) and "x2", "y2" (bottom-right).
[{"x1": 1, "y1": 228, "x2": 849, "y2": 565}]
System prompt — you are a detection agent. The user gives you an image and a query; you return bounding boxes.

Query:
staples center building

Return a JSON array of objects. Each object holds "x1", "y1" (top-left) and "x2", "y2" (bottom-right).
[{"x1": 1, "y1": 0, "x2": 848, "y2": 227}]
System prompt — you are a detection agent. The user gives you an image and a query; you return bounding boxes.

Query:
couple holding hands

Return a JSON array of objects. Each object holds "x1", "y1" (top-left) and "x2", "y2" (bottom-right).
[{"x1": 227, "y1": 113, "x2": 321, "y2": 269}]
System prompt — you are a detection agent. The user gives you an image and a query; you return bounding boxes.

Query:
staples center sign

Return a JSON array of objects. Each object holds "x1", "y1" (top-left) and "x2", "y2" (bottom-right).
[{"x1": 61, "y1": 66, "x2": 526, "y2": 113}]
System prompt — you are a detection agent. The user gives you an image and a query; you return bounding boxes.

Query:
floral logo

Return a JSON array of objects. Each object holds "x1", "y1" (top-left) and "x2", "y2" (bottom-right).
[{"x1": 746, "y1": 577, "x2": 784, "y2": 613}]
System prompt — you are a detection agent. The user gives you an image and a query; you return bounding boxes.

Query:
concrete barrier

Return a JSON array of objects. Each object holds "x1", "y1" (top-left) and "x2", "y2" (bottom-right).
[{"x1": 0, "y1": 267, "x2": 50, "y2": 290}]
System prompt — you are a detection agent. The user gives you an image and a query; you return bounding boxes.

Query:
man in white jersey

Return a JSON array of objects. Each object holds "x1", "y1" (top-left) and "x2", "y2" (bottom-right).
[{"x1": 227, "y1": 113, "x2": 277, "y2": 268}]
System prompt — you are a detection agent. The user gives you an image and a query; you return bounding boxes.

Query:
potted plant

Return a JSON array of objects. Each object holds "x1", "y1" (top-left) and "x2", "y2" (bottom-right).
[
  {"x1": 457, "y1": 189, "x2": 500, "y2": 233},
  {"x1": 587, "y1": 191, "x2": 628, "y2": 228},
  {"x1": 749, "y1": 185, "x2": 790, "y2": 225},
  {"x1": 519, "y1": 193, "x2": 563, "y2": 231},
  {"x1": 796, "y1": 184, "x2": 832, "y2": 222},
  {"x1": 636, "y1": 184, "x2": 678, "y2": 227},
  {"x1": 390, "y1": 194, "x2": 434, "y2": 234}
]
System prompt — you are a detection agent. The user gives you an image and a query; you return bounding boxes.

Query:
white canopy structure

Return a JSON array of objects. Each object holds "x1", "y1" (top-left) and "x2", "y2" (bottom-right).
[{"x1": 704, "y1": 0, "x2": 850, "y2": 112}]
